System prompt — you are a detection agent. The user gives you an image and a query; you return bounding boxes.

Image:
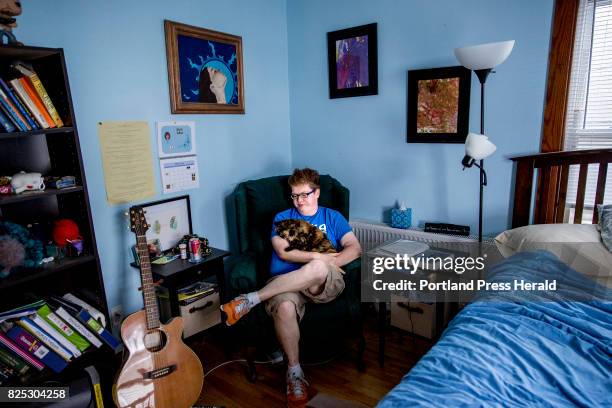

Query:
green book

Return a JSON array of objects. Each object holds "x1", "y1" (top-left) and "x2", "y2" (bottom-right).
[
  {"x1": 37, "y1": 304, "x2": 90, "y2": 352},
  {"x1": 0, "y1": 346, "x2": 29, "y2": 375}
]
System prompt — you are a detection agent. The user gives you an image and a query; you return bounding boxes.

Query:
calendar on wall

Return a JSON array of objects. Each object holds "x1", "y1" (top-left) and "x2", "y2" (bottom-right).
[
  {"x1": 156, "y1": 121, "x2": 199, "y2": 194},
  {"x1": 160, "y1": 156, "x2": 200, "y2": 194}
]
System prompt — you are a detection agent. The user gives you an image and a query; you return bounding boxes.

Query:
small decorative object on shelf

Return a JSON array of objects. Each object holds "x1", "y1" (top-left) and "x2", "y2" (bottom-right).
[
  {"x1": 52, "y1": 219, "x2": 80, "y2": 249},
  {"x1": 10, "y1": 171, "x2": 45, "y2": 194},
  {"x1": 0, "y1": 221, "x2": 44, "y2": 278},
  {"x1": 391, "y1": 202, "x2": 412, "y2": 229},
  {"x1": 0, "y1": 0, "x2": 22, "y2": 45},
  {"x1": 45, "y1": 175, "x2": 76, "y2": 189}
]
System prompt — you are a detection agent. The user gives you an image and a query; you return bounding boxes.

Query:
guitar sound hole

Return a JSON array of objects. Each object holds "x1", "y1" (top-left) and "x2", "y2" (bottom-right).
[{"x1": 144, "y1": 329, "x2": 167, "y2": 352}]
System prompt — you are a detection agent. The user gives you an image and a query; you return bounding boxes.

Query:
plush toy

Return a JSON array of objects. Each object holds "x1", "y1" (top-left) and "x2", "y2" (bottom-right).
[
  {"x1": 0, "y1": 236, "x2": 24, "y2": 278},
  {"x1": 0, "y1": 0, "x2": 22, "y2": 45},
  {"x1": 0, "y1": 221, "x2": 44, "y2": 278},
  {"x1": 11, "y1": 172, "x2": 45, "y2": 194},
  {"x1": 52, "y1": 219, "x2": 80, "y2": 248}
]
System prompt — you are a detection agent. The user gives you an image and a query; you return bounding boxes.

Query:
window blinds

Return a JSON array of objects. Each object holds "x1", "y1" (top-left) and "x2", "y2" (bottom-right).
[{"x1": 563, "y1": 0, "x2": 612, "y2": 212}]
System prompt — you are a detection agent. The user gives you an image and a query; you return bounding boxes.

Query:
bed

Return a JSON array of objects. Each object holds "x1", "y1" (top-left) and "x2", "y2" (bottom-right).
[{"x1": 378, "y1": 149, "x2": 612, "y2": 407}]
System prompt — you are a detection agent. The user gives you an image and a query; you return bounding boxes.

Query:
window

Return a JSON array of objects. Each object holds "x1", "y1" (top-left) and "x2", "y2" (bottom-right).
[{"x1": 564, "y1": 0, "x2": 612, "y2": 221}]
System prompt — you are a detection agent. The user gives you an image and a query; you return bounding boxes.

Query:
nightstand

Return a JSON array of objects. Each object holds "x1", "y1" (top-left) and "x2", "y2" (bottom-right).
[{"x1": 366, "y1": 240, "x2": 465, "y2": 367}]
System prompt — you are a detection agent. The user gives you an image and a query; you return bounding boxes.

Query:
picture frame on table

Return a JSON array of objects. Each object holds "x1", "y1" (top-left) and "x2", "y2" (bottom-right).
[
  {"x1": 164, "y1": 20, "x2": 244, "y2": 114},
  {"x1": 140, "y1": 195, "x2": 193, "y2": 252},
  {"x1": 407, "y1": 66, "x2": 471, "y2": 143},
  {"x1": 327, "y1": 23, "x2": 378, "y2": 99}
]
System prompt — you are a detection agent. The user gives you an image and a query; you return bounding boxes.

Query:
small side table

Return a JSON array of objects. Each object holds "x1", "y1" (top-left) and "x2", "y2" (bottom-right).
[
  {"x1": 366, "y1": 241, "x2": 463, "y2": 367},
  {"x1": 131, "y1": 247, "x2": 230, "y2": 317}
]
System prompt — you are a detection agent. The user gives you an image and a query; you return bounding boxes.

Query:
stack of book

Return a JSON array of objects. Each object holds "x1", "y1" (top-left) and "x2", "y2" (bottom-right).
[
  {"x1": 0, "y1": 294, "x2": 121, "y2": 384},
  {"x1": 177, "y1": 281, "x2": 217, "y2": 306},
  {"x1": 0, "y1": 63, "x2": 64, "y2": 133}
]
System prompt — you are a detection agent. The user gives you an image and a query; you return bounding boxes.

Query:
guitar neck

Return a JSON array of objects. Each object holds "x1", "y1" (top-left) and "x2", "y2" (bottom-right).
[{"x1": 135, "y1": 234, "x2": 161, "y2": 330}]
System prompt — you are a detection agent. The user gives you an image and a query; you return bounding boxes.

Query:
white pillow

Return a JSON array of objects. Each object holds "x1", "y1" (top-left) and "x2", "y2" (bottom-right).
[{"x1": 495, "y1": 224, "x2": 612, "y2": 288}]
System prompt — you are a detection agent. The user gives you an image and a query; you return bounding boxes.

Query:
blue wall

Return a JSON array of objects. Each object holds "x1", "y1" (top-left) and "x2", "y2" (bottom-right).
[
  {"x1": 287, "y1": 0, "x2": 554, "y2": 235},
  {"x1": 16, "y1": 0, "x2": 292, "y2": 314},
  {"x1": 15, "y1": 0, "x2": 555, "y2": 314}
]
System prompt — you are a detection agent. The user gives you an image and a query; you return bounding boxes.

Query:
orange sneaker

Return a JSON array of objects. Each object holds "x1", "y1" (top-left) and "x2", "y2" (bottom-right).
[
  {"x1": 220, "y1": 296, "x2": 251, "y2": 326},
  {"x1": 286, "y1": 372, "x2": 309, "y2": 407}
]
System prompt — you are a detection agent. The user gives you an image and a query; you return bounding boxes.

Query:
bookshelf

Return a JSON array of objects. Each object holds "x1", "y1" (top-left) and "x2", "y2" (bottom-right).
[{"x1": 0, "y1": 45, "x2": 114, "y2": 398}]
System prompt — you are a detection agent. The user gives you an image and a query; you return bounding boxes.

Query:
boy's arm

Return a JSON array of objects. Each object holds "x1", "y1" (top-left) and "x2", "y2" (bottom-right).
[{"x1": 331, "y1": 232, "x2": 362, "y2": 267}]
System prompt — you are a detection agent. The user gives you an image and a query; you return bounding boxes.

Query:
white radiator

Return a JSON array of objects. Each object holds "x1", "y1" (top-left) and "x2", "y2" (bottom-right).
[{"x1": 349, "y1": 219, "x2": 476, "y2": 253}]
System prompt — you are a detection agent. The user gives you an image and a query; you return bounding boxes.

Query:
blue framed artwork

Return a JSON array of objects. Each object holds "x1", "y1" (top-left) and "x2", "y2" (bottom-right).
[{"x1": 164, "y1": 20, "x2": 245, "y2": 114}]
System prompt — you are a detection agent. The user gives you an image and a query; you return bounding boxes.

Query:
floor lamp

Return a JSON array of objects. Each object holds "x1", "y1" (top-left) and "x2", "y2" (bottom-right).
[{"x1": 454, "y1": 40, "x2": 515, "y2": 242}]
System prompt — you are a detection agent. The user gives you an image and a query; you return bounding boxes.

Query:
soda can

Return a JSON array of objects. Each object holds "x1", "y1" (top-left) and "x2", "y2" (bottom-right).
[
  {"x1": 179, "y1": 243, "x2": 187, "y2": 260},
  {"x1": 189, "y1": 238, "x2": 201, "y2": 261}
]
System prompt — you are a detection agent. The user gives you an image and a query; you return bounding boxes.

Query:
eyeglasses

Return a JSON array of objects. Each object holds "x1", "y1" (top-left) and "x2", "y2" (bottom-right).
[{"x1": 290, "y1": 189, "x2": 315, "y2": 200}]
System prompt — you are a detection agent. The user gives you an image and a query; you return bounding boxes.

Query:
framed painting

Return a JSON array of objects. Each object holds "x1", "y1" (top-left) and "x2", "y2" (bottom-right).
[
  {"x1": 327, "y1": 23, "x2": 378, "y2": 99},
  {"x1": 407, "y1": 66, "x2": 471, "y2": 143},
  {"x1": 140, "y1": 195, "x2": 192, "y2": 252},
  {"x1": 164, "y1": 20, "x2": 244, "y2": 114}
]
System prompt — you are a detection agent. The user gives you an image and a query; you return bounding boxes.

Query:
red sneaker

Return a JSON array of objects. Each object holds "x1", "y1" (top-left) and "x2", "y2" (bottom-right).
[
  {"x1": 286, "y1": 373, "x2": 309, "y2": 407},
  {"x1": 220, "y1": 296, "x2": 251, "y2": 326}
]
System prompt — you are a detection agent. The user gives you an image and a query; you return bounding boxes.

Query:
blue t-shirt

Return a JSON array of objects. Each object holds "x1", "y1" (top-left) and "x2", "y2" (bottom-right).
[{"x1": 269, "y1": 206, "x2": 352, "y2": 276}]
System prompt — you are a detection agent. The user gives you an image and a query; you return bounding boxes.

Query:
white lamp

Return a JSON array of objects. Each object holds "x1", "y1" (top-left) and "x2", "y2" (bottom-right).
[{"x1": 454, "y1": 40, "x2": 514, "y2": 242}]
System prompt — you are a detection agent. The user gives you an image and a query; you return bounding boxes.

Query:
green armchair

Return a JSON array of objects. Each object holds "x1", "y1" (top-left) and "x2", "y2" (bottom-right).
[{"x1": 225, "y1": 174, "x2": 365, "y2": 379}]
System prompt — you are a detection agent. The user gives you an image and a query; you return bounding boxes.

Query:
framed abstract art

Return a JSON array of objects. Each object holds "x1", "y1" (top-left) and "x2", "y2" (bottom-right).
[
  {"x1": 164, "y1": 20, "x2": 245, "y2": 114},
  {"x1": 327, "y1": 23, "x2": 378, "y2": 99},
  {"x1": 407, "y1": 66, "x2": 471, "y2": 143}
]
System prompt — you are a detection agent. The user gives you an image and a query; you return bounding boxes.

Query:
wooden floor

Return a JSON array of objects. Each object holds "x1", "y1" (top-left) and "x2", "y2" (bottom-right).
[{"x1": 187, "y1": 308, "x2": 434, "y2": 408}]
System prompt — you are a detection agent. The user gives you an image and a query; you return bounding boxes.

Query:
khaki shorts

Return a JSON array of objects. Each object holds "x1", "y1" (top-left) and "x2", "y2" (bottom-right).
[{"x1": 265, "y1": 263, "x2": 345, "y2": 321}]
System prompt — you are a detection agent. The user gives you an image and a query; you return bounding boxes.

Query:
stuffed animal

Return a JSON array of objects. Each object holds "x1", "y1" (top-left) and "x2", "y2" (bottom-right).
[
  {"x1": 275, "y1": 219, "x2": 337, "y2": 253},
  {"x1": 52, "y1": 219, "x2": 80, "y2": 248},
  {"x1": 11, "y1": 172, "x2": 45, "y2": 194},
  {"x1": 0, "y1": 0, "x2": 22, "y2": 45},
  {"x1": 0, "y1": 236, "x2": 24, "y2": 278},
  {"x1": 0, "y1": 221, "x2": 43, "y2": 277}
]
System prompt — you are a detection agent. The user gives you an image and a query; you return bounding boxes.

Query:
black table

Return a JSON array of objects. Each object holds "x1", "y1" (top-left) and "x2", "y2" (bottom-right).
[{"x1": 131, "y1": 247, "x2": 230, "y2": 317}]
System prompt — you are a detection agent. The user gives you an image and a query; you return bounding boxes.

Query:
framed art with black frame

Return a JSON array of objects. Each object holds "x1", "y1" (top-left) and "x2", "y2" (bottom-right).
[
  {"x1": 407, "y1": 66, "x2": 471, "y2": 143},
  {"x1": 164, "y1": 20, "x2": 245, "y2": 114},
  {"x1": 140, "y1": 195, "x2": 193, "y2": 252},
  {"x1": 327, "y1": 23, "x2": 378, "y2": 99}
]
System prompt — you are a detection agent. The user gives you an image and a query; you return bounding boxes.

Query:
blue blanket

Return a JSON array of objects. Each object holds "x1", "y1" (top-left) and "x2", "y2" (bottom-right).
[{"x1": 378, "y1": 251, "x2": 612, "y2": 408}]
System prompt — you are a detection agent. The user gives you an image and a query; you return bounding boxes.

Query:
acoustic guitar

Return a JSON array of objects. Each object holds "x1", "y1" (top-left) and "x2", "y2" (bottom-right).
[{"x1": 115, "y1": 206, "x2": 203, "y2": 408}]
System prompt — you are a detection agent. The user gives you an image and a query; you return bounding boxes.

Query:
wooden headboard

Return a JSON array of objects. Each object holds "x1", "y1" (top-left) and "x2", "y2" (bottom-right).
[{"x1": 510, "y1": 149, "x2": 612, "y2": 228}]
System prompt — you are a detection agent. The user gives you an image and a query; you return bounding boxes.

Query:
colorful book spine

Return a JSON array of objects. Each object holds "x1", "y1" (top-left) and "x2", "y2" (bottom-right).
[
  {"x1": 54, "y1": 307, "x2": 102, "y2": 348},
  {"x1": 6, "y1": 326, "x2": 67, "y2": 373},
  {"x1": 76, "y1": 309, "x2": 122, "y2": 352},
  {"x1": 38, "y1": 304, "x2": 90, "y2": 352},
  {"x1": 0, "y1": 360, "x2": 14, "y2": 383},
  {"x1": 0, "y1": 87, "x2": 28, "y2": 131},
  {"x1": 63, "y1": 293, "x2": 107, "y2": 327},
  {"x1": 18, "y1": 317, "x2": 73, "y2": 361},
  {"x1": 0, "y1": 77, "x2": 38, "y2": 130},
  {"x1": 0, "y1": 346, "x2": 30, "y2": 375},
  {"x1": 18, "y1": 78, "x2": 55, "y2": 128},
  {"x1": 0, "y1": 331, "x2": 44, "y2": 371},
  {"x1": 18, "y1": 67, "x2": 64, "y2": 128},
  {"x1": 30, "y1": 314, "x2": 81, "y2": 358},
  {"x1": 0, "y1": 108, "x2": 16, "y2": 132},
  {"x1": 8, "y1": 79, "x2": 48, "y2": 128}
]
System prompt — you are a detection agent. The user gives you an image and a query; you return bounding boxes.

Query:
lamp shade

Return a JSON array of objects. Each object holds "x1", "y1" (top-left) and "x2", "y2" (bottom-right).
[
  {"x1": 454, "y1": 40, "x2": 515, "y2": 70},
  {"x1": 465, "y1": 133, "x2": 496, "y2": 160}
]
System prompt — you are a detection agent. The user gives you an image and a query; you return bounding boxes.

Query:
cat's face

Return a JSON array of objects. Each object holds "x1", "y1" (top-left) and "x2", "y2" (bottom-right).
[{"x1": 275, "y1": 219, "x2": 310, "y2": 243}]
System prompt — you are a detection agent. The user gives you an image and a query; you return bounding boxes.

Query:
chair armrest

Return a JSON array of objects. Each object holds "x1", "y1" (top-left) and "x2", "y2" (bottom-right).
[{"x1": 224, "y1": 252, "x2": 258, "y2": 297}]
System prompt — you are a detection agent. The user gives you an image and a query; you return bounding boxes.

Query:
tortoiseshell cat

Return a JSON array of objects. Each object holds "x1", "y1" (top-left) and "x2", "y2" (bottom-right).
[{"x1": 275, "y1": 219, "x2": 337, "y2": 253}]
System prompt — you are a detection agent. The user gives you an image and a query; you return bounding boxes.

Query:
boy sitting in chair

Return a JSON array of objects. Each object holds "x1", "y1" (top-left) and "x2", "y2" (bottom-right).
[{"x1": 221, "y1": 168, "x2": 362, "y2": 406}]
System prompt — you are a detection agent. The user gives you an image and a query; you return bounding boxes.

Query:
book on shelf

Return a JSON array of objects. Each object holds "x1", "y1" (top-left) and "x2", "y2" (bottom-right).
[
  {"x1": 29, "y1": 314, "x2": 81, "y2": 359},
  {"x1": 0, "y1": 299, "x2": 45, "y2": 323},
  {"x1": 0, "y1": 77, "x2": 39, "y2": 130},
  {"x1": 0, "y1": 106, "x2": 16, "y2": 132},
  {"x1": 5, "y1": 326, "x2": 67, "y2": 373},
  {"x1": 8, "y1": 78, "x2": 49, "y2": 128},
  {"x1": 0, "y1": 331, "x2": 44, "y2": 371},
  {"x1": 37, "y1": 304, "x2": 90, "y2": 352},
  {"x1": 0, "y1": 346, "x2": 30, "y2": 376},
  {"x1": 17, "y1": 77, "x2": 55, "y2": 129},
  {"x1": 17, "y1": 317, "x2": 73, "y2": 361},
  {"x1": 0, "y1": 359, "x2": 15, "y2": 384},
  {"x1": 13, "y1": 63, "x2": 63, "y2": 128},
  {"x1": 47, "y1": 299, "x2": 103, "y2": 349},
  {"x1": 0, "y1": 86, "x2": 29, "y2": 131},
  {"x1": 63, "y1": 293, "x2": 107, "y2": 327}
]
